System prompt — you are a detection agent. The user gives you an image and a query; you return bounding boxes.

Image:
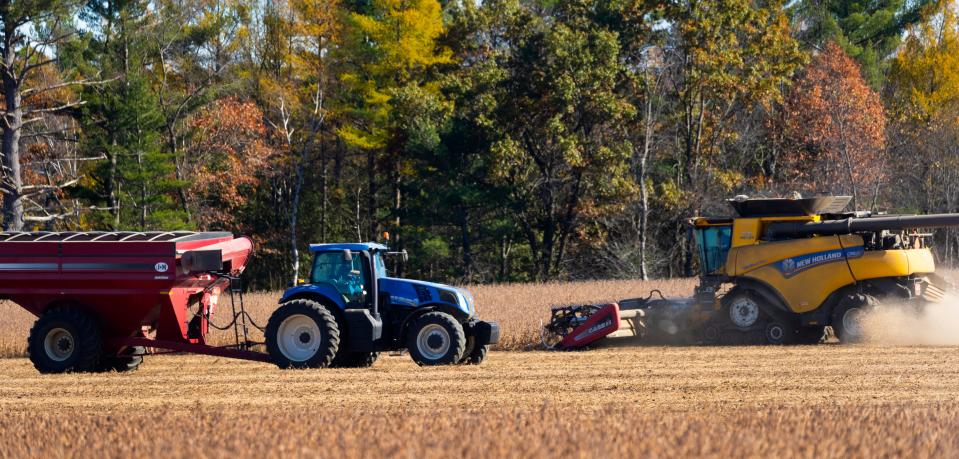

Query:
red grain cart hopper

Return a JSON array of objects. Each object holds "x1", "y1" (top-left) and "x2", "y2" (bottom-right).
[{"x1": 0, "y1": 231, "x2": 257, "y2": 373}]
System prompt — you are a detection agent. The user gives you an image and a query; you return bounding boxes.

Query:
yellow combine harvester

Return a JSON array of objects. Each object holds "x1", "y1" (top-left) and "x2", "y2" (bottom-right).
[{"x1": 542, "y1": 196, "x2": 957, "y2": 347}]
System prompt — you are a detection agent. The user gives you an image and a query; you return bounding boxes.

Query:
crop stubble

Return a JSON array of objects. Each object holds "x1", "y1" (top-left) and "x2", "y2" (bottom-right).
[
  {"x1": 1, "y1": 279, "x2": 958, "y2": 457},
  {"x1": 1, "y1": 346, "x2": 958, "y2": 457}
]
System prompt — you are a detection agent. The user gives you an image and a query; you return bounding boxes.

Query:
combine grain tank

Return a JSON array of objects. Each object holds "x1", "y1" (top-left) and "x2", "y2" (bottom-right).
[{"x1": 0, "y1": 231, "x2": 255, "y2": 373}]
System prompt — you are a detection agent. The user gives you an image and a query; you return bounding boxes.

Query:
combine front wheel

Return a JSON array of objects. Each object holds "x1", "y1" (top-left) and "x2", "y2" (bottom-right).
[{"x1": 725, "y1": 291, "x2": 762, "y2": 329}]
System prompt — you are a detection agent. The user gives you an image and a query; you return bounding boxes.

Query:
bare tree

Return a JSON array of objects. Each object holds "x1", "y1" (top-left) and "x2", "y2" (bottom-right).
[{"x1": 0, "y1": 1, "x2": 111, "y2": 230}]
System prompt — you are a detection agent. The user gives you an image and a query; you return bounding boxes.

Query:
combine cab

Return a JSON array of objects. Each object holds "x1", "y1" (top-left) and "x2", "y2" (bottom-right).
[{"x1": 544, "y1": 196, "x2": 958, "y2": 349}]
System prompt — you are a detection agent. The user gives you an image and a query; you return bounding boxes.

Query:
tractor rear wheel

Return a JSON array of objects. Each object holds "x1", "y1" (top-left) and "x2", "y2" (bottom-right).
[
  {"x1": 28, "y1": 307, "x2": 102, "y2": 374},
  {"x1": 266, "y1": 299, "x2": 340, "y2": 369},
  {"x1": 832, "y1": 294, "x2": 875, "y2": 344},
  {"x1": 407, "y1": 312, "x2": 466, "y2": 366}
]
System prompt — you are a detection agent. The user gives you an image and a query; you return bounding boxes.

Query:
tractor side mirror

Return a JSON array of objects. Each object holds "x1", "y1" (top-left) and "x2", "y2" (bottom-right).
[{"x1": 342, "y1": 249, "x2": 353, "y2": 262}]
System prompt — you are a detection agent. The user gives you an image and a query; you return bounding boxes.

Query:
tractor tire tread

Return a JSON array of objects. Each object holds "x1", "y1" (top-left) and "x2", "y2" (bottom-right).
[
  {"x1": 265, "y1": 299, "x2": 340, "y2": 369},
  {"x1": 407, "y1": 312, "x2": 466, "y2": 366}
]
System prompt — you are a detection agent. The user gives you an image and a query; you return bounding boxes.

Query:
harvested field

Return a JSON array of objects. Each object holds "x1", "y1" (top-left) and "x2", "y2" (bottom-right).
[{"x1": 1, "y1": 346, "x2": 959, "y2": 457}]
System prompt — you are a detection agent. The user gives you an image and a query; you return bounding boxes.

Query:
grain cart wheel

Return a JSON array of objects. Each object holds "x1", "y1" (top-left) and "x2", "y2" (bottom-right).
[
  {"x1": 266, "y1": 299, "x2": 340, "y2": 369},
  {"x1": 27, "y1": 307, "x2": 102, "y2": 374},
  {"x1": 407, "y1": 312, "x2": 466, "y2": 366},
  {"x1": 98, "y1": 346, "x2": 145, "y2": 373},
  {"x1": 832, "y1": 294, "x2": 875, "y2": 344},
  {"x1": 332, "y1": 351, "x2": 379, "y2": 368}
]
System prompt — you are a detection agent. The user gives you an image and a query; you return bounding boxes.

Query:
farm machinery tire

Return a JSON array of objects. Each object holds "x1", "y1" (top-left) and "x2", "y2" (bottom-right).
[
  {"x1": 266, "y1": 299, "x2": 340, "y2": 369},
  {"x1": 763, "y1": 319, "x2": 795, "y2": 345},
  {"x1": 332, "y1": 351, "x2": 379, "y2": 368},
  {"x1": 98, "y1": 346, "x2": 145, "y2": 372},
  {"x1": 407, "y1": 312, "x2": 466, "y2": 366},
  {"x1": 832, "y1": 294, "x2": 876, "y2": 344},
  {"x1": 459, "y1": 336, "x2": 488, "y2": 365},
  {"x1": 28, "y1": 307, "x2": 103, "y2": 374}
]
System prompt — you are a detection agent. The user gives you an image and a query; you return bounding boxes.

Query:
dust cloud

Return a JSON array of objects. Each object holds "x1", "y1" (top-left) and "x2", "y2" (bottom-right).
[{"x1": 861, "y1": 296, "x2": 959, "y2": 345}]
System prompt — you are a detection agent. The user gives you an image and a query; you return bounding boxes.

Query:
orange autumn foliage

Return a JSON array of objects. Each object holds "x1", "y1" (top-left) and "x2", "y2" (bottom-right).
[
  {"x1": 186, "y1": 98, "x2": 275, "y2": 230},
  {"x1": 782, "y1": 43, "x2": 886, "y2": 208}
]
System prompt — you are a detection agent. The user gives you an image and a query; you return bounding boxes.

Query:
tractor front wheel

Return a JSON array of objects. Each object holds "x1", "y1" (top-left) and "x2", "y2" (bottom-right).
[
  {"x1": 407, "y1": 312, "x2": 466, "y2": 366},
  {"x1": 266, "y1": 299, "x2": 340, "y2": 369},
  {"x1": 28, "y1": 307, "x2": 102, "y2": 374}
]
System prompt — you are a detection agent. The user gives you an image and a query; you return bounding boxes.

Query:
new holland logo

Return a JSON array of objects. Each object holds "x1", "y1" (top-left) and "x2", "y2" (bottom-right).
[{"x1": 778, "y1": 246, "x2": 864, "y2": 278}]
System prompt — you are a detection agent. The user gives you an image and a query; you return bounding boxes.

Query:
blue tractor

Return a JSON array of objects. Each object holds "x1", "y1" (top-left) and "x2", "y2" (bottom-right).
[{"x1": 264, "y1": 242, "x2": 500, "y2": 368}]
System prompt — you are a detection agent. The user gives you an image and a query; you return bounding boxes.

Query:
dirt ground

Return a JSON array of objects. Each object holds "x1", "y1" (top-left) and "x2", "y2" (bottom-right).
[{"x1": 2, "y1": 345, "x2": 958, "y2": 458}]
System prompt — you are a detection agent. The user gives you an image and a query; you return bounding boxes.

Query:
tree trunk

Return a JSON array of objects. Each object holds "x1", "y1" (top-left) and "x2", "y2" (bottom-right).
[
  {"x1": 367, "y1": 149, "x2": 376, "y2": 240},
  {"x1": 1, "y1": 34, "x2": 24, "y2": 232}
]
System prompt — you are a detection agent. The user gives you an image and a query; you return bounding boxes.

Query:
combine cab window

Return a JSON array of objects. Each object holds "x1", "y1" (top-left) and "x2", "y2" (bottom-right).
[
  {"x1": 311, "y1": 251, "x2": 369, "y2": 306},
  {"x1": 694, "y1": 226, "x2": 732, "y2": 275}
]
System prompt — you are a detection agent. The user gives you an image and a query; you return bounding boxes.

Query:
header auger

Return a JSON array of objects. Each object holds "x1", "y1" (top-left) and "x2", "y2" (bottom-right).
[{"x1": 544, "y1": 196, "x2": 959, "y2": 349}]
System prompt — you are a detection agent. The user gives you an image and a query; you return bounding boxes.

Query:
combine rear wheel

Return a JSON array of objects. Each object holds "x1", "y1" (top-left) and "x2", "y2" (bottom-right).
[
  {"x1": 407, "y1": 312, "x2": 466, "y2": 366},
  {"x1": 28, "y1": 307, "x2": 102, "y2": 374},
  {"x1": 266, "y1": 299, "x2": 340, "y2": 369},
  {"x1": 832, "y1": 294, "x2": 876, "y2": 344}
]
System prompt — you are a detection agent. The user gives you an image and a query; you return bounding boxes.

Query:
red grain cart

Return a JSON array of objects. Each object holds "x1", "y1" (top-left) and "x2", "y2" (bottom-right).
[{"x1": 0, "y1": 231, "x2": 258, "y2": 373}]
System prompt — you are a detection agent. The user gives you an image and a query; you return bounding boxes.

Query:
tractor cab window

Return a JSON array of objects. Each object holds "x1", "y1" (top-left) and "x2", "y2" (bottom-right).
[
  {"x1": 310, "y1": 251, "x2": 369, "y2": 307},
  {"x1": 373, "y1": 251, "x2": 387, "y2": 278},
  {"x1": 694, "y1": 225, "x2": 732, "y2": 275}
]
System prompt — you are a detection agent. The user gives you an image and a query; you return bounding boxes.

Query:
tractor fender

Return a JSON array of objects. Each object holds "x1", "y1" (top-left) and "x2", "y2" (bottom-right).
[
  {"x1": 398, "y1": 303, "x2": 470, "y2": 341},
  {"x1": 279, "y1": 285, "x2": 347, "y2": 310},
  {"x1": 276, "y1": 289, "x2": 348, "y2": 330}
]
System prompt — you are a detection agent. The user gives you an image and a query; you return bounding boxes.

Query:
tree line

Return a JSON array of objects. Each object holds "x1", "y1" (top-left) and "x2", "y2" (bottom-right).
[{"x1": 2, "y1": 0, "x2": 959, "y2": 288}]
